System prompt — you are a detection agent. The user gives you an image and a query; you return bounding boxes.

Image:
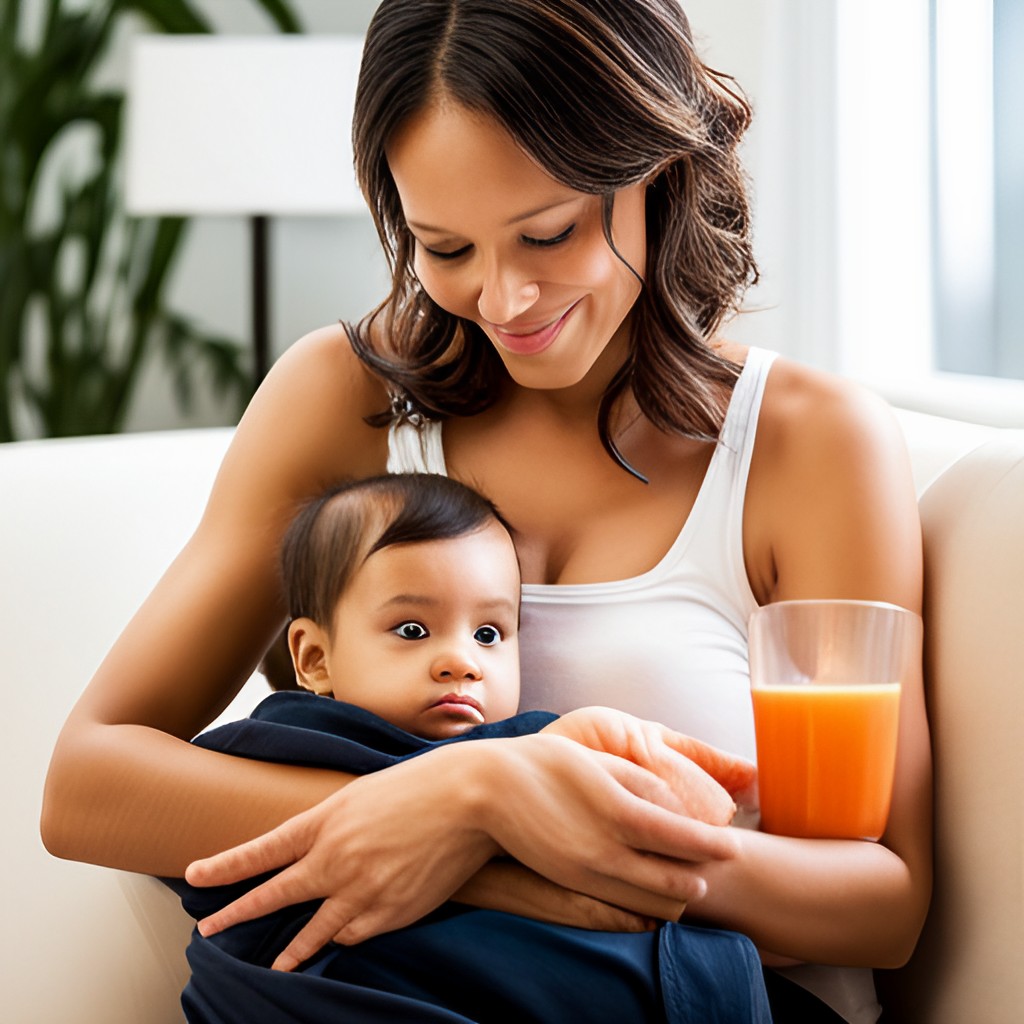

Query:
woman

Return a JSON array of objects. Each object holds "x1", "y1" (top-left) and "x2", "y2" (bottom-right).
[{"x1": 42, "y1": 2, "x2": 932, "y2": 1021}]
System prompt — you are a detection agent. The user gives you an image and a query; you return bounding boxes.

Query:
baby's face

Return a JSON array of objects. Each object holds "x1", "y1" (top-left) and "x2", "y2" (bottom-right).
[{"x1": 323, "y1": 520, "x2": 521, "y2": 739}]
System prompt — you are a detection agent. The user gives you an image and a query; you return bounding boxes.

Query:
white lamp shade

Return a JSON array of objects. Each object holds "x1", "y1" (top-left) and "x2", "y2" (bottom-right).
[{"x1": 125, "y1": 36, "x2": 366, "y2": 216}]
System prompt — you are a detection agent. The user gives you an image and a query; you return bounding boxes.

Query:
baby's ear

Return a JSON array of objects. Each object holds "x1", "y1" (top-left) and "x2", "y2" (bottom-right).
[{"x1": 287, "y1": 618, "x2": 334, "y2": 697}]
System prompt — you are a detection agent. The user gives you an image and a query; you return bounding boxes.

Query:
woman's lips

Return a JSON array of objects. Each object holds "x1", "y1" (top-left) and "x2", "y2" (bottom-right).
[
  {"x1": 428, "y1": 693, "x2": 485, "y2": 723},
  {"x1": 491, "y1": 300, "x2": 581, "y2": 356}
]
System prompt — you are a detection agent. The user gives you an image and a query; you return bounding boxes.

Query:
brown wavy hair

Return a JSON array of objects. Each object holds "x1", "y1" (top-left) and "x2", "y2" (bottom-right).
[{"x1": 347, "y1": 0, "x2": 758, "y2": 477}]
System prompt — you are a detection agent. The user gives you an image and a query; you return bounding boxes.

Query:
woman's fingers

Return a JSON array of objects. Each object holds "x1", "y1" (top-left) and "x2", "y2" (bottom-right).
[
  {"x1": 187, "y1": 815, "x2": 311, "y2": 889},
  {"x1": 565, "y1": 857, "x2": 704, "y2": 917},
  {"x1": 271, "y1": 900, "x2": 352, "y2": 971},
  {"x1": 543, "y1": 706, "x2": 754, "y2": 816},
  {"x1": 595, "y1": 750, "x2": 739, "y2": 856},
  {"x1": 196, "y1": 862, "x2": 316, "y2": 937},
  {"x1": 655, "y1": 724, "x2": 757, "y2": 795},
  {"x1": 635, "y1": 740, "x2": 738, "y2": 824}
]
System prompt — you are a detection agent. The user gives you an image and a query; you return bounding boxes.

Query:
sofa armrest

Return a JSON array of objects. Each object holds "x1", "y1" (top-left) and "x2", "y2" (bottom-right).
[
  {"x1": 2, "y1": 428, "x2": 259, "y2": 1024},
  {"x1": 879, "y1": 433, "x2": 1024, "y2": 1022}
]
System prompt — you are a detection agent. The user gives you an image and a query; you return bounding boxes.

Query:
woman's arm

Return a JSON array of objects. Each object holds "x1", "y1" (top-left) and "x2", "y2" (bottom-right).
[
  {"x1": 41, "y1": 325, "x2": 391, "y2": 874},
  {"x1": 689, "y1": 360, "x2": 933, "y2": 968},
  {"x1": 43, "y1": 320, "x2": 737, "y2": 964},
  {"x1": 451, "y1": 860, "x2": 660, "y2": 933}
]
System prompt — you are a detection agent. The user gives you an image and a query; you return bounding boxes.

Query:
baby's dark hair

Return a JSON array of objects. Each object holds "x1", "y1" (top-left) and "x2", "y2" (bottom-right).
[{"x1": 281, "y1": 473, "x2": 514, "y2": 628}]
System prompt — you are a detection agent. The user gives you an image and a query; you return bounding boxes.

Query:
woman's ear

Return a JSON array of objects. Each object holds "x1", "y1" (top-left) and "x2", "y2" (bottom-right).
[{"x1": 287, "y1": 618, "x2": 335, "y2": 697}]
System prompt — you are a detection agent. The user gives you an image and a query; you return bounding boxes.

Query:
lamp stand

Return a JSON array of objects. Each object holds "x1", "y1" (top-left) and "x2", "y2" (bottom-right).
[{"x1": 251, "y1": 214, "x2": 271, "y2": 386}]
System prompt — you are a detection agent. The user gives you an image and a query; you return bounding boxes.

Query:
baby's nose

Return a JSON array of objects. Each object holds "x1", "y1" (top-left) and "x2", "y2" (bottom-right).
[{"x1": 430, "y1": 649, "x2": 482, "y2": 682}]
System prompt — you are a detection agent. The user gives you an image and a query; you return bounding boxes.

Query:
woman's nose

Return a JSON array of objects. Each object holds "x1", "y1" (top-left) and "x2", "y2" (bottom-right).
[
  {"x1": 430, "y1": 648, "x2": 483, "y2": 683},
  {"x1": 476, "y1": 257, "x2": 540, "y2": 326}
]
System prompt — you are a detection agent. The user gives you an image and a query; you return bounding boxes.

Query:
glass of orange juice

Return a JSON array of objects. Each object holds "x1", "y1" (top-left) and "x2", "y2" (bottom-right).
[{"x1": 749, "y1": 600, "x2": 921, "y2": 840}]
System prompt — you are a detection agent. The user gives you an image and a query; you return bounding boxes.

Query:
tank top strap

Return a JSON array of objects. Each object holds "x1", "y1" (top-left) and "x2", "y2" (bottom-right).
[
  {"x1": 719, "y1": 346, "x2": 778, "y2": 470},
  {"x1": 386, "y1": 418, "x2": 448, "y2": 475},
  {"x1": 646, "y1": 345, "x2": 777, "y2": 611}
]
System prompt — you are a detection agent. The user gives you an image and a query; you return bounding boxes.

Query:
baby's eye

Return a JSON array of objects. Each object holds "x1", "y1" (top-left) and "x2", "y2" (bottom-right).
[
  {"x1": 394, "y1": 621, "x2": 429, "y2": 640},
  {"x1": 473, "y1": 625, "x2": 501, "y2": 646}
]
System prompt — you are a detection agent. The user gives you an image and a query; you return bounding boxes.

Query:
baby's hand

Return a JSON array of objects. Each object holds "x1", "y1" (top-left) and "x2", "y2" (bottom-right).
[{"x1": 541, "y1": 707, "x2": 756, "y2": 826}]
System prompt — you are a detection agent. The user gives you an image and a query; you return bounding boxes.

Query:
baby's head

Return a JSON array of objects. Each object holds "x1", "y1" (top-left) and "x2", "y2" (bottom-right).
[{"x1": 282, "y1": 474, "x2": 521, "y2": 739}]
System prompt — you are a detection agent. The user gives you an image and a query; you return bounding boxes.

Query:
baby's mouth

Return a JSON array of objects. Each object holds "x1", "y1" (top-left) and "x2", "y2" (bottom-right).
[{"x1": 429, "y1": 693, "x2": 485, "y2": 722}]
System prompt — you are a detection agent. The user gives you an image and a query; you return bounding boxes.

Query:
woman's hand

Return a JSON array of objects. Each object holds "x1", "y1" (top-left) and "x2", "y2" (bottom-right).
[
  {"x1": 187, "y1": 742, "x2": 500, "y2": 971},
  {"x1": 472, "y1": 732, "x2": 739, "y2": 918},
  {"x1": 542, "y1": 706, "x2": 757, "y2": 825},
  {"x1": 188, "y1": 731, "x2": 738, "y2": 970}
]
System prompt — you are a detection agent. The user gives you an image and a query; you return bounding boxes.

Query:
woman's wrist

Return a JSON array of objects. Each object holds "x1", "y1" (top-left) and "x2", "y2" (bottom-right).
[{"x1": 423, "y1": 738, "x2": 509, "y2": 852}]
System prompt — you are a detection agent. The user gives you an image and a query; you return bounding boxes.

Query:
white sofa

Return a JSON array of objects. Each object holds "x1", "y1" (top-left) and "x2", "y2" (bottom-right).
[{"x1": 3, "y1": 410, "x2": 1022, "y2": 1023}]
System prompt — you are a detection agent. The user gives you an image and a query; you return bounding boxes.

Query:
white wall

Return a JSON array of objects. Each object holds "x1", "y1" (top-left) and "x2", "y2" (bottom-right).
[{"x1": 683, "y1": 0, "x2": 827, "y2": 363}]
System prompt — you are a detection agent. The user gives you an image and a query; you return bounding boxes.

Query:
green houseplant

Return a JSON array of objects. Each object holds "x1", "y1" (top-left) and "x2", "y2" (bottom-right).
[{"x1": 0, "y1": 0, "x2": 302, "y2": 441}]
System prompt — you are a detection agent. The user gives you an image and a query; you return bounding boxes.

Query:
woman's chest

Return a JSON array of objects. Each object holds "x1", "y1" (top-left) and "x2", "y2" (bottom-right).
[{"x1": 444, "y1": 412, "x2": 716, "y2": 586}]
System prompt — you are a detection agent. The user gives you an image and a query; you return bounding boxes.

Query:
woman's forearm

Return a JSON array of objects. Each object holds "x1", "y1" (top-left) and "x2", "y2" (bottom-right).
[
  {"x1": 452, "y1": 859, "x2": 670, "y2": 931},
  {"x1": 690, "y1": 828, "x2": 930, "y2": 969},
  {"x1": 41, "y1": 720, "x2": 351, "y2": 876}
]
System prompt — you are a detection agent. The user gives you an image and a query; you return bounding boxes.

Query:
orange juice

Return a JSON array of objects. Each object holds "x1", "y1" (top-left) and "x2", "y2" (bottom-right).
[{"x1": 752, "y1": 682, "x2": 901, "y2": 839}]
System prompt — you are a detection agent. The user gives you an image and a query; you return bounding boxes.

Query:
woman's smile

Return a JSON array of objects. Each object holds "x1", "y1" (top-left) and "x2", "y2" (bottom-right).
[{"x1": 488, "y1": 299, "x2": 583, "y2": 356}]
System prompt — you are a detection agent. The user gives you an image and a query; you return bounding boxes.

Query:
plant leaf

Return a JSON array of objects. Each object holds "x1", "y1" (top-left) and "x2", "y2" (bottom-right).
[
  {"x1": 250, "y1": 0, "x2": 304, "y2": 33},
  {"x1": 113, "y1": 0, "x2": 211, "y2": 34}
]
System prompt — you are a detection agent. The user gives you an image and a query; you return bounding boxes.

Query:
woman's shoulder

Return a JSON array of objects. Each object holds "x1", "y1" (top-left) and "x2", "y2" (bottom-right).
[
  {"x1": 210, "y1": 323, "x2": 393, "y2": 519},
  {"x1": 269, "y1": 321, "x2": 389, "y2": 415},
  {"x1": 753, "y1": 353, "x2": 910, "y2": 482},
  {"x1": 742, "y1": 349, "x2": 920, "y2": 604},
  {"x1": 717, "y1": 341, "x2": 902, "y2": 461}
]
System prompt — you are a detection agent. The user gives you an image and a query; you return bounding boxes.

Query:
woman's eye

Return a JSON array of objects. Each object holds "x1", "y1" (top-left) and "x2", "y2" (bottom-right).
[
  {"x1": 423, "y1": 242, "x2": 472, "y2": 261},
  {"x1": 394, "y1": 622, "x2": 429, "y2": 640},
  {"x1": 473, "y1": 625, "x2": 501, "y2": 646},
  {"x1": 421, "y1": 224, "x2": 574, "y2": 261},
  {"x1": 522, "y1": 223, "x2": 576, "y2": 248}
]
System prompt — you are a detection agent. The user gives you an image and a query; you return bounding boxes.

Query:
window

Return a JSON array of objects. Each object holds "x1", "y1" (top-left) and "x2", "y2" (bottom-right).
[
  {"x1": 933, "y1": 0, "x2": 1024, "y2": 381},
  {"x1": 829, "y1": 0, "x2": 1024, "y2": 423}
]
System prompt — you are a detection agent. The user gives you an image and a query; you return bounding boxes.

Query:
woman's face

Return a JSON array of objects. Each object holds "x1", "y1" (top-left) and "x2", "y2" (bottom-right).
[{"x1": 386, "y1": 100, "x2": 647, "y2": 393}]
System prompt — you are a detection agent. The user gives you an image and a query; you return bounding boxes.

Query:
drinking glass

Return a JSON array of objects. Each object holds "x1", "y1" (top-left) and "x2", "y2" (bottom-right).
[{"x1": 748, "y1": 599, "x2": 922, "y2": 840}]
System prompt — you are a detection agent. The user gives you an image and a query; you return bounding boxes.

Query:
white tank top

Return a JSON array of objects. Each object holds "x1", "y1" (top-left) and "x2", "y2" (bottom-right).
[{"x1": 386, "y1": 346, "x2": 880, "y2": 1024}]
